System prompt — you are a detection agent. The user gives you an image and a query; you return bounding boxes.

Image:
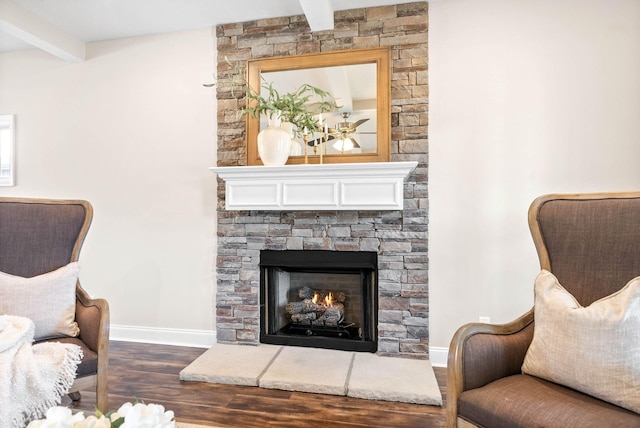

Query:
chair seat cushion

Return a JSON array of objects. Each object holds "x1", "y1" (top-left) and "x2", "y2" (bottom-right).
[
  {"x1": 38, "y1": 337, "x2": 98, "y2": 378},
  {"x1": 458, "y1": 374, "x2": 640, "y2": 428}
]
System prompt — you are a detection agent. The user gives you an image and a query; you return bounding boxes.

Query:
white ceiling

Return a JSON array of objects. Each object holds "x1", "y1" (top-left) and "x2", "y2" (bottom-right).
[{"x1": 0, "y1": 0, "x2": 419, "y2": 57}]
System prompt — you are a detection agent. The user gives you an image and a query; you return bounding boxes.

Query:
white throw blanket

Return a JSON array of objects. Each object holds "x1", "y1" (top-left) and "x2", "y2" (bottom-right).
[{"x1": 0, "y1": 315, "x2": 82, "y2": 428}]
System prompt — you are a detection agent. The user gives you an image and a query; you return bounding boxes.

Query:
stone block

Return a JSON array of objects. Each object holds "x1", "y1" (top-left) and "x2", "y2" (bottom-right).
[
  {"x1": 317, "y1": 214, "x2": 338, "y2": 225},
  {"x1": 407, "y1": 270, "x2": 428, "y2": 284},
  {"x1": 236, "y1": 329, "x2": 259, "y2": 341},
  {"x1": 235, "y1": 306, "x2": 259, "y2": 319},
  {"x1": 334, "y1": 22, "x2": 358, "y2": 38},
  {"x1": 359, "y1": 237, "x2": 380, "y2": 252},
  {"x1": 266, "y1": 34, "x2": 298, "y2": 44},
  {"x1": 333, "y1": 239, "x2": 361, "y2": 251},
  {"x1": 327, "y1": 227, "x2": 351, "y2": 237},
  {"x1": 379, "y1": 296, "x2": 410, "y2": 311},
  {"x1": 403, "y1": 315, "x2": 428, "y2": 327},
  {"x1": 216, "y1": 307, "x2": 233, "y2": 317},
  {"x1": 399, "y1": 339, "x2": 429, "y2": 355},
  {"x1": 383, "y1": 15, "x2": 428, "y2": 33},
  {"x1": 380, "y1": 240, "x2": 413, "y2": 254},
  {"x1": 379, "y1": 323, "x2": 407, "y2": 338},
  {"x1": 303, "y1": 238, "x2": 332, "y2": 250},
  {"x1": 412, "y1": 239, "x2": 428, "y2": 252},
  {"x1": 217, "y1": 255, "x2": 242, "y2": 268},
  {"x1": 217, "y1": 319, "x2": 245, "y2": 330},
  {"x1": 377, "y1": 338, "x2": 400, "y2": 354},
  {"x1": 351, "y1": 224, "x2": 375, "y2": 238},
  {"x1": 358, "y1": 20, "x2": 383, "y2": 36},
  {"x1": 379, "y1": 310, "x2": 403, "y2": 324},
  {"x1": 399, "y1": 46, "x2": 428, "y2": 59},
  {"x1": 269, "y1": 224, "x2": 293, "y2": 236},
  {"x1": 379, "y1": 269, "x2": 405, "y2": 282},
  {"x1": 274, "y1": 43, "x2": 297, "y2": 57},
  {"x1": 378, "y1": 280, "x2": 402, "y2": 293},
  {"x1": 251, "y1": 44, "x2": 274, "y2": 58},
  {"x1": 336, "y1": 211, "x2": 359, "y2": 224},
  {"x1": 245, "y1": 223, "x2": 269, "y2": 236},
  {"x1": 291, "y1": 227, "x2": 313, "y2": 237},
  {"x1": 404, "y1": 255, "x2": 428, "y2": 269},
  {"x1": 353, "y1": 35, "x2": 380, "y2": 49},
  {"x1": 239, "y1": 269, "x2": 259, "y2": 281},
  {"x1": 406, "y1": 326, "x2": 429, "y2": 340},
  {"x1": 246, "y1": 237, "x2": 266, "y2": 250},
  {"x1": 297, "y1": 41, "x2": 321, "y2": 54},
  {"x1": 216, "y1": 328, "x2": 237, "y2": 343},
  {"x1": 335, "y1": 8, "x2": 366, "y2": 23},
  {"x1": 264, "y1": 237, "x2": 287, "y2": 250}
]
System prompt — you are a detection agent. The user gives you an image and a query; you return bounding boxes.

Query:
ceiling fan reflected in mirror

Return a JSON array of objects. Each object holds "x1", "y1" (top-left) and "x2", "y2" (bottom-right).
[{"x1": 308, "y1": 112, "x2": 374, "y2": 152}]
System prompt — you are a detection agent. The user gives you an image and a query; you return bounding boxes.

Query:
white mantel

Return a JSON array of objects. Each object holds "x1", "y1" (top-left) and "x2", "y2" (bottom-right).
[{"x1": 209, "y1": 161, "x2": 418, "y2": 211}]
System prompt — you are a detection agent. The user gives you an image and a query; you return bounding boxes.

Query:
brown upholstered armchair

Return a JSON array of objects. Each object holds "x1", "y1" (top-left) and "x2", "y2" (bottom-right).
[
  {"x1": 447, "y1": 192, "x2": 640, "y2": 427},
  {"x1": 0, "y1": 197, "x2": 109, "y2": 413}
]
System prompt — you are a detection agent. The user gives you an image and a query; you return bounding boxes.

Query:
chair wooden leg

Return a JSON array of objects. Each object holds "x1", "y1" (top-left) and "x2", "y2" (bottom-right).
[
  {"x1": 96, "y1": 369, "x2": 109, "y2": 414},
  {"x1": 69, "y1": 391, "x2": 81, "y2": 401}
]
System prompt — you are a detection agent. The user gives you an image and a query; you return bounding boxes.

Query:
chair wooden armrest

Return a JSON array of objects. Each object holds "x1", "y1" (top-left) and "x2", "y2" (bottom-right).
[{"x1": 446, "y1": 310, "x2": 534, "y2": 428}]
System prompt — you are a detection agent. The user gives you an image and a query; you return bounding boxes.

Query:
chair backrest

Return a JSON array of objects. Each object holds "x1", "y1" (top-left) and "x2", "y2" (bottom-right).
[
  {"x1": 0, "y1": 197, "x2": 92, "y2": 278},
  {"x1": 529, "y1": 192, "x2": 640, "y2": 306}
]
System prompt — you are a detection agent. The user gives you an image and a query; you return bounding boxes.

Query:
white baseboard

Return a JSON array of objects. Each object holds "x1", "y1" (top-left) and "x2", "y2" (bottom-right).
[
  {"x1": 429, "y1": 346, "x2": 448, "y2": 368},
  {"x1": 110, "y1": 324, "x2": 449, "y2": 366},
  {"x1": 110, "y1": 324, "x2": 216, "y2": 348}
]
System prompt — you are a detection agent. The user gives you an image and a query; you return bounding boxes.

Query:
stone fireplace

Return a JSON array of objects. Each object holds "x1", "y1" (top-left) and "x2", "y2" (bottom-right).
[{"x1": 214, "y1": 2, "x2": 428, "y2": 358}]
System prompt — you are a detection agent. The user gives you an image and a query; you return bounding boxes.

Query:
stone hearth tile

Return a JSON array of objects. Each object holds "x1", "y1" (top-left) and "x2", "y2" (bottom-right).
[
  {"x1": 179, "y1": 343, "x2": 281, "y2": 386},
  {"x1": 259, "y1": 346, "x2": 354, "y2": 396},
  {"x1": 347, "y1": 353, "x2": 443, "y2": 405}
]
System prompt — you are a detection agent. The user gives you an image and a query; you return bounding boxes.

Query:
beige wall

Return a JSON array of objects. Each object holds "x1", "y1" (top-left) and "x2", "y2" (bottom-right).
[
  {"x1": 0, "y1": 29, "x2": 218, "y2": 343},
  {"x1": 429, "y1": 0, "x2": 640, "y2": 353}
]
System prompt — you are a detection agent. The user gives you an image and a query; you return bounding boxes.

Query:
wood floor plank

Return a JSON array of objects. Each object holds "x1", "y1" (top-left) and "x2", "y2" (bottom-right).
[{"x1": 64, "y1": 341, "x2": 447, "y2": 427}]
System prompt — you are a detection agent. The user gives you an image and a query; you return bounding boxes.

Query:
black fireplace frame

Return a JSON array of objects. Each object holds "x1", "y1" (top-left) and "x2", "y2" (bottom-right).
[{"x1": 259, "y1": 250, "x2": 378, "y2": 352}]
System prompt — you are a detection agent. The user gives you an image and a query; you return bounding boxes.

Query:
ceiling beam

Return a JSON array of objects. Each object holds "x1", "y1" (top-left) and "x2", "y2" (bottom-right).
[
  {"x1": 299, "y1": 0, "x2": 334, "y2": 32},
  {"x1": 324, "y1": 66, "x2": 352, "y2": 113},
  {"x1": 0, "y1": 0, "x2": 85, "y2": 61}
]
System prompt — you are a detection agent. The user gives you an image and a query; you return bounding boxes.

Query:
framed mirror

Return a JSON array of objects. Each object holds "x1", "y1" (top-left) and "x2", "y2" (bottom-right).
[
  {"x1": 0, "y1": 115, "x2": 15, "y2": 186},
  {"x1": 246, "y1": 47, "x2": 390, "y2": 165}
]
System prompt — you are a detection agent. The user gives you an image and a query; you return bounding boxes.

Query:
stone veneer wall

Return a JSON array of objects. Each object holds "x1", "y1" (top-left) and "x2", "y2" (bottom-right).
[{"x1": 215, "y1": 2, "x2": 428, "y2": 357}]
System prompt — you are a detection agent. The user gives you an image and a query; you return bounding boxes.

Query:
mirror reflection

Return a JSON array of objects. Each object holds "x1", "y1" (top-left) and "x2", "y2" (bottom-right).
[
  {"x1": 261, "y1": 64, "x2": 377, "y2": 156},
  {"x1": 0, "y1": 115, "x2": 15, "y2": 186}
]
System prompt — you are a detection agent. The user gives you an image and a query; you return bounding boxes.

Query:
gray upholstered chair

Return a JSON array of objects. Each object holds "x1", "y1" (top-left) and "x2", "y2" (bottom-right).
[
  {"x1": 447, "y1": 192, "x2": 640, "y2": 427},
  {"x1": 0, "y1": 197, "x2": 109, "y2": 413}
]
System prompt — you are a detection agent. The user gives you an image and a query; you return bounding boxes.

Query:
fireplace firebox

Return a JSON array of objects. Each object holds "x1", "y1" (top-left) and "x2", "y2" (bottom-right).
[{"x1": 260, "y1": 250, "x2": 378, "y2": 352}]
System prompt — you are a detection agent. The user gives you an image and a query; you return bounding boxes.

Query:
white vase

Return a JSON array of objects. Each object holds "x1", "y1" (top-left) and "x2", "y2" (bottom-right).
[
  {"x1": 280, "y1": 121, "x2": 302, "y2": 156},
  {"x1": 289, "y1": 140, "x2": 302, "y2": 156},
  {"x1": 257, "y1": 114, "x2": 292, "y2": 166}
]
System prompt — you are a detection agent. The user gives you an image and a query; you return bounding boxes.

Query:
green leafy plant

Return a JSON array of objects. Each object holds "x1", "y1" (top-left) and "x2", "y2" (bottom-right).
[
  {"x1": 244, "y1": 80, "x2": 340, "y2": 138},
  {"x1": 204, "y1": 58, "x2": 340, "y2": 138}
]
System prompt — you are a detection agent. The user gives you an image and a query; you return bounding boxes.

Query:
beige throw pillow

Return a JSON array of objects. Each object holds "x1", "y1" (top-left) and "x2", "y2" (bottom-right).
[
  {"x1": 0, "y1": 262, "x2": 80, "y2": 341},
  {"x1": 522, "y1": 270, "x2": 640, "y2": 414}
]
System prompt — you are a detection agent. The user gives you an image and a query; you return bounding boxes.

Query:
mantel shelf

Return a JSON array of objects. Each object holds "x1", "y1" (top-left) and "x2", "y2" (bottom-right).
[{"x1": 209, "y1": 161, "x2": 418, "y2": 211}]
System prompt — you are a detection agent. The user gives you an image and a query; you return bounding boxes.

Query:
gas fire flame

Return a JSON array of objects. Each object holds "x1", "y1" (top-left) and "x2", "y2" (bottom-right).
[
  {"x1": 324, "y1": 292, "x2": 334, "y2": 307},
  {"x1": 312, "y1": 291, "x2": 335, "y2": 307}
]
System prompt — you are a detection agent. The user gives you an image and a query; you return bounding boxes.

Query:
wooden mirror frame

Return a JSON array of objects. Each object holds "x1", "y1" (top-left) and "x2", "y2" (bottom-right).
[{"x1": 246, "y1": 47, "x2": 391, "y2": 165}]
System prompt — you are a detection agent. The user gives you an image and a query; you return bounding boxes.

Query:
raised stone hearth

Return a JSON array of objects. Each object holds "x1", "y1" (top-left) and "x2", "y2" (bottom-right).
[{"x1": 214, "y1": 2, "x2": 428, "y2": 358}]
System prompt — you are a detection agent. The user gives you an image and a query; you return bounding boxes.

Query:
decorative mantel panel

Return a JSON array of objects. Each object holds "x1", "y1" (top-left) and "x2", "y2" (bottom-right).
[{"x1": 210, "y1": 162, "x2": 417, "y2": 211}]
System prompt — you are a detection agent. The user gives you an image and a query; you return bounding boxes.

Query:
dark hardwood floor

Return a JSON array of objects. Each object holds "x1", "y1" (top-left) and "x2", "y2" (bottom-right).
[{"x1": 63, "y1": 341, "x2": 447, "y2": 427}]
